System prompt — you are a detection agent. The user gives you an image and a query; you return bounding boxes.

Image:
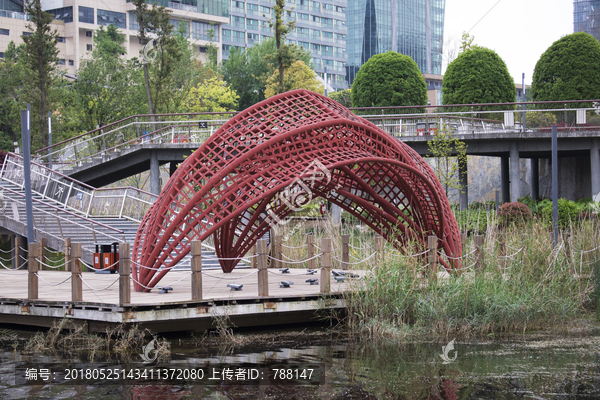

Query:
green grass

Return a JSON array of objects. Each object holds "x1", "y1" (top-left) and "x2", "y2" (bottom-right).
[{"x1": 343, "y1": 220, "x2": 599, "y2": 339}]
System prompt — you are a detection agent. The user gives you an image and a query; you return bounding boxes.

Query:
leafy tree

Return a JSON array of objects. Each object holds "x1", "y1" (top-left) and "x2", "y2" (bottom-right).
[
  {"x1": 73, "y1": 25, "x2": 147, "y2": 131},
  {"x1": 351, "y1": 51, "x2": 427, "y2": 111},
  {"x1": 459, "y1": 32, "x2": 476, "y2": 53},
  {"x1": 131, "y1": 0, "x2": 182, "y2": 115},
  {"x1": 442, "y1": 47, "x2": 515, "y2": 111},
  {"x1": 0, "y1": 42, "x2": 23, "y2": 151},
  {"x1": 269, "y1": 0, "x2": 295, "y2": 92},
  {"x1": 181, "y1": 76, "x2": 239, "y2": 113},
  {"x1": 427, "y1": 126, "x2": 468, "y2": 199},
  {"x1": 264, "y1": 60, "x2": 323, "y2": 98},
  {"x1": 531, "y1": 32, "x2": 600, "y2": 105},
  {"x1": 222, "y1": 38, "x2": 311, "y2": 109},
  {"x1": 328, "y1": 89, "x2": 351, "y2": 108},
  {"x1": 20, "y1": 0, "x2": 59, "y2": 150}
]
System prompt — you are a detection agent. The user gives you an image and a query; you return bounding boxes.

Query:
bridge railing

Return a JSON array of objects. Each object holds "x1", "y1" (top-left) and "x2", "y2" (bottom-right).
[
  {"x1": 0, "y1": 153, "x2": 157, "y2": 223},
  {"x1": 35, "y1": 112, "x2": 236, "y2": 171},
  {"x1": 35, "y1": 100, "x2": 600, "y2": 171}
]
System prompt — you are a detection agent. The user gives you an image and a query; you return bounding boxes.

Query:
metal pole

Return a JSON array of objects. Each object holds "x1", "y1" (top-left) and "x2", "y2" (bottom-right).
[
  {"x1": 21, "y1": 106, "x2": 34, "y2": 243},
  {"x1": 522, "y1": 73, "x2": 526, "y2": 131},
  {"x1": 48, "y1": 111, "x2": 52, "y2": 170},
  {"x1": 552, "y1": 124, "x2": 558, "y2": 247}
]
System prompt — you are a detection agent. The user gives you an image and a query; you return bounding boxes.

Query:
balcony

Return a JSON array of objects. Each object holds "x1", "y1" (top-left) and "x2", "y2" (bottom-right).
[
  {"x1": 231, "y1": 21, "x2": 245, "y2": 29},
  {"x1": 168, "y1": 2, "x2": 197, "y2": 12},
  {"x1": 231, "y1": 7, "x2": 245, "y2": 14},
  {"x1": 231, "y1": 36, "x2": 245, "y2": 43},
  {"x1": 0, "y1": 10, "x2": 28, "y2": 19}
]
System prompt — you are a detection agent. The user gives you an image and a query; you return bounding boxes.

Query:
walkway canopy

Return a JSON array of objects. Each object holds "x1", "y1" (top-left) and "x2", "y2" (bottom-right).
[{"x1": 132, "y1": 90, "x2": 462, "y2": 292}]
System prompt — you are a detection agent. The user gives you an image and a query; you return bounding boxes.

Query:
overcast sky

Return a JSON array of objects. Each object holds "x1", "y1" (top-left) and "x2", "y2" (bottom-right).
[{"x1": 444, "y1": 0, "x2": 573, "y2": 84}]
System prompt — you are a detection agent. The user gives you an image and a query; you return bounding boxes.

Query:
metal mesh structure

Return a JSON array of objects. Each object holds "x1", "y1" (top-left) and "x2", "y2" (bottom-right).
[{"x1": 132, "y1": 90, "x2": 462, "y2": 291}]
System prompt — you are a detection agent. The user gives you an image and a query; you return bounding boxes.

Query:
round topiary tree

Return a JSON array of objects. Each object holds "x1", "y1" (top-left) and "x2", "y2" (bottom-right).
[
  {"x1": 351, "y1": 51, "x2": 427, "y2": 111},
  {"x1": 531, "y1": 32, "x2": 600, "y2": 104},
  {"x1": 442, "y1": 47, "x2": 515, "y2": 110},
  {"x1": 497, "y1": 201, "x2": 533, "y2": 227}
]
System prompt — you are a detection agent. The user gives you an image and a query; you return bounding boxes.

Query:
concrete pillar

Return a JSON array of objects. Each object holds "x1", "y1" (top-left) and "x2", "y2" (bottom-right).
[
  {"x1": 510, "y1": 142, "x2": 520, "y2": 202},
  {"x1": 332, "y1": 204, "x2": 341, "y2": 226},
  {"x1": 459, "y1": 159, "x2": 468, "y2": 211},
  {"x1": 591, "y1": 138, "x2": 600, "y2": 199},
  {"x1": 501, "y1": 156, "x2": 510, "y2": 204},
  {"x1": 531, "y1": 158, "x2": 539, "y2": 201},
  {"x1": 150, "y1": 151, "x2": 160, "y2": 195},
  {"x1": 170, "y1": 161, "x2": 178, "y2": 177}
]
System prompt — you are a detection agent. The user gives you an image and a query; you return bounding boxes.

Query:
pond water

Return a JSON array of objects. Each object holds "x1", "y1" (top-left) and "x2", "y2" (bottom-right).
[{"x1": 0, "y1": 324, "x2": 599, "y2": 399}]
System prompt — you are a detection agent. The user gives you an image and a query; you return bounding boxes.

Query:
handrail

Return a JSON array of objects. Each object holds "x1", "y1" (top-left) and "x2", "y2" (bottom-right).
[
  {"x1": 0, "y1": 185, "x2": 125, "y2": 234},
  {"x1": 36, "y1": 111, "x2": 238, "y2": 154},
  {"x1": 6, "y1": 152, "x2": 158, "y2": 199},
  {"x1": 348, "y1": 98, "x2": 600, "y2": 111}
]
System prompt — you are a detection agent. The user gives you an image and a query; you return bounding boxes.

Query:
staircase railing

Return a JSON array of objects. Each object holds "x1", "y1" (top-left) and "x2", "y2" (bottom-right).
[{"x1": 0, "y1": 153, "x2": 157, "y2": 223}]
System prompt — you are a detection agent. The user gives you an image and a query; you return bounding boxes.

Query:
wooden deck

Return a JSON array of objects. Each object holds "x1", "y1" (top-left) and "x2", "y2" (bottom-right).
[{"x1": 0, "y1": 268, "x2": 367, "y2": 333}]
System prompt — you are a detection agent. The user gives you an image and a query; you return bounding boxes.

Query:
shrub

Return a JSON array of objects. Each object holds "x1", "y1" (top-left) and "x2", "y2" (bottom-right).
[
  {"x1": 497, "y1": 202, "x2": 532, "y2": 226},
  {"x1": 540, "y1": 198, "x2": 584, "y2": 228}
]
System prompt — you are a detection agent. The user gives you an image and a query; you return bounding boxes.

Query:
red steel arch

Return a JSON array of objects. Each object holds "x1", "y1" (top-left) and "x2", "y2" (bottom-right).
[{"x1": 132, "y1": 90, "x2": 462, "y2": 291}]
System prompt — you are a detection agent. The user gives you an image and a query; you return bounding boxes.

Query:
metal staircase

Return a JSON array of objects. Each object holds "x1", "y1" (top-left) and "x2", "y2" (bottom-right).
[{"x1": 0, "y1": 153, "x2": 241, "y2": 269}]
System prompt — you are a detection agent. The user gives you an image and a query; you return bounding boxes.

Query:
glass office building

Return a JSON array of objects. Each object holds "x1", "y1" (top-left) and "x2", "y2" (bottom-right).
[
  {"x1": 346, "y1": 0, "x2": 445, "y2": 84},
  {"x1": 574, "y1": 0, "x2": 600, "y2": 41},
  {"x1": 222, "y1": 0, "x2": 349, "y2": 90}
]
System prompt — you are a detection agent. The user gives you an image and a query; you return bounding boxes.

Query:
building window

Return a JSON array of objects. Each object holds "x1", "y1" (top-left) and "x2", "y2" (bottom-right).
[
  {"x1": 199, "y1": 46, "x2": 207, "y2": 53},
  {"x1": 193, "y1": 21, "x2": 219, "y2": 41},
  {"x1": 22, "y1": 32, "x2": 32, "y2": 37},
  {"x1": 0, "y1": 29, "x2": 8, "y2": 36},
  {"x1": 68, "y1": 60, "x2": 74, "y2": 66},
  {"x1": 171, "y1": 19, "x2": 189, "y2": 37},
  {"x1": 79, "y1": 6, "x2": 94, "y2": 24},
  {"x1": 0, "y1": 52, "x2": 4, "y2": 58},
  {"x1": 57, "y1": 36, "x2": 66, "y2": 43},
  {"x1": 58, "y1": 59, "x2": 66, "y2": 65},
  {"x1": 85, "y1": 30, "x2": 92, "y2": 37},
  {"x1": 231, "y1": 30, "x2": 244, "y2": 43},
  {"x1": 246, "y1": 18, "x2": 258, "y2": 30},
  {"x1": 247, "y1": 32, "x2": 259, "y2": 44},
  {"x1": 47, "y1": 6, "x2": 73, "y2": 23},
  {"x1": 86, "y1": 44, "x2": 92, "y2": 51},
  {"x1": 247, "y1": 3, "x2": 258, "y2": 15},
  {"x1": 129, "y1": 12, "x2": 138, "y2": 30},
  {"x1": 97, "y1": 9, "x2": 126, "y2": 29}
]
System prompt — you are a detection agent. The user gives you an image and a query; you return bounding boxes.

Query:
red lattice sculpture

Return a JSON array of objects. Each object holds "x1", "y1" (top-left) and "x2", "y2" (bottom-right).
[{"x1": 132, "y1": 90, "x2": 462, "y2": 291}]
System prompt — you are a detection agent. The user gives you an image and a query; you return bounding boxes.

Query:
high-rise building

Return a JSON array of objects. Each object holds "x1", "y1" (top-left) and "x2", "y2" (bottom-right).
[
  {"x1": 574, "y1": 0, "x2": 600, "y2": 41},
  {"x1": 0, "y1": 0, "x2": 229, "y2": 73},
  {"x1": 345, "y1": 0, "x2": 445, "y2": 84},
  {"x1": 221, "y1": 0, "x2": 349, "y2": 91}
]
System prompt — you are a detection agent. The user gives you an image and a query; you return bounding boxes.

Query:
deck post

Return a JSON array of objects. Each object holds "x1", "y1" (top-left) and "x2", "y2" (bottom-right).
[
  {"x1": 250, "y1": 244, "x2": 257, "y2": 268},
  {"x1": 27, "y1": 243, "x2": 38, "y2": 300},
  {"x1": 307, "y1": 235, "x2": 315, "y2": 270},
  {"x1": 257, "y1": 239, "x2": 268, "y2": 297},
  {"x1": 474, "y1": 235, "x2": 484, "y2": 274},
  {"x1": 71, "y1": 242, "x2": 82, "y2": 302},
  {"x1": 428, "y1": 235, "x2": 438, "y2": 282},
  {"x1": 374, "y1": 235, "x2": 385, "y2": 266},
  {"x1": 119, "y1": 242, "x2": 131, "y2": 305},
  {"x1": 64, "y1": 238, "x2": 71, "y2": 272},
  {"x1": 320, "y1": 238, "x2": 331, "y2": 294},
  {"x1": 191, "y1": 240, "x2": 202, "y2": 300},
  {"x1": 38, "y1": 238, "x2": 46, "y2": 270},
  {"x1": 13, "y1": 236, "x2": 20, "y2": 270},
  {"x1": 275, "y1": 235, "x2": 282, "y2": 269},
  {"x1": 341, "y1": 234, "x2": 349, "y2": 270}
]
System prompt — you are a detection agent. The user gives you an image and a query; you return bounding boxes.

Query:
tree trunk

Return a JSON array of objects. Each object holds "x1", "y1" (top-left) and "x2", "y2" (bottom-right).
[
  {"x1": 143, "y1": 63, "x2": 155, "y2": 118},
  {"x1": 38, "y1": 4, "x2": 48, "y2": 149}
]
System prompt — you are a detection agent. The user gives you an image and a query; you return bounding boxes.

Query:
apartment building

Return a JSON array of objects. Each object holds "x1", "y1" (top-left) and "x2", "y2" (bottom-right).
[
  {"x1": 0, "y1": 0, "x2": 229, "y2": 74},
  {"x1": 221, "y1": 0, "x2": 349, "y2": 91}
]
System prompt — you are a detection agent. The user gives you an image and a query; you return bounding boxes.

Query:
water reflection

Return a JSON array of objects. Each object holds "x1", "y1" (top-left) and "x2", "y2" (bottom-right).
[{"x1": 1, "y1": 330, "x2": 599, "y2": 399}]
